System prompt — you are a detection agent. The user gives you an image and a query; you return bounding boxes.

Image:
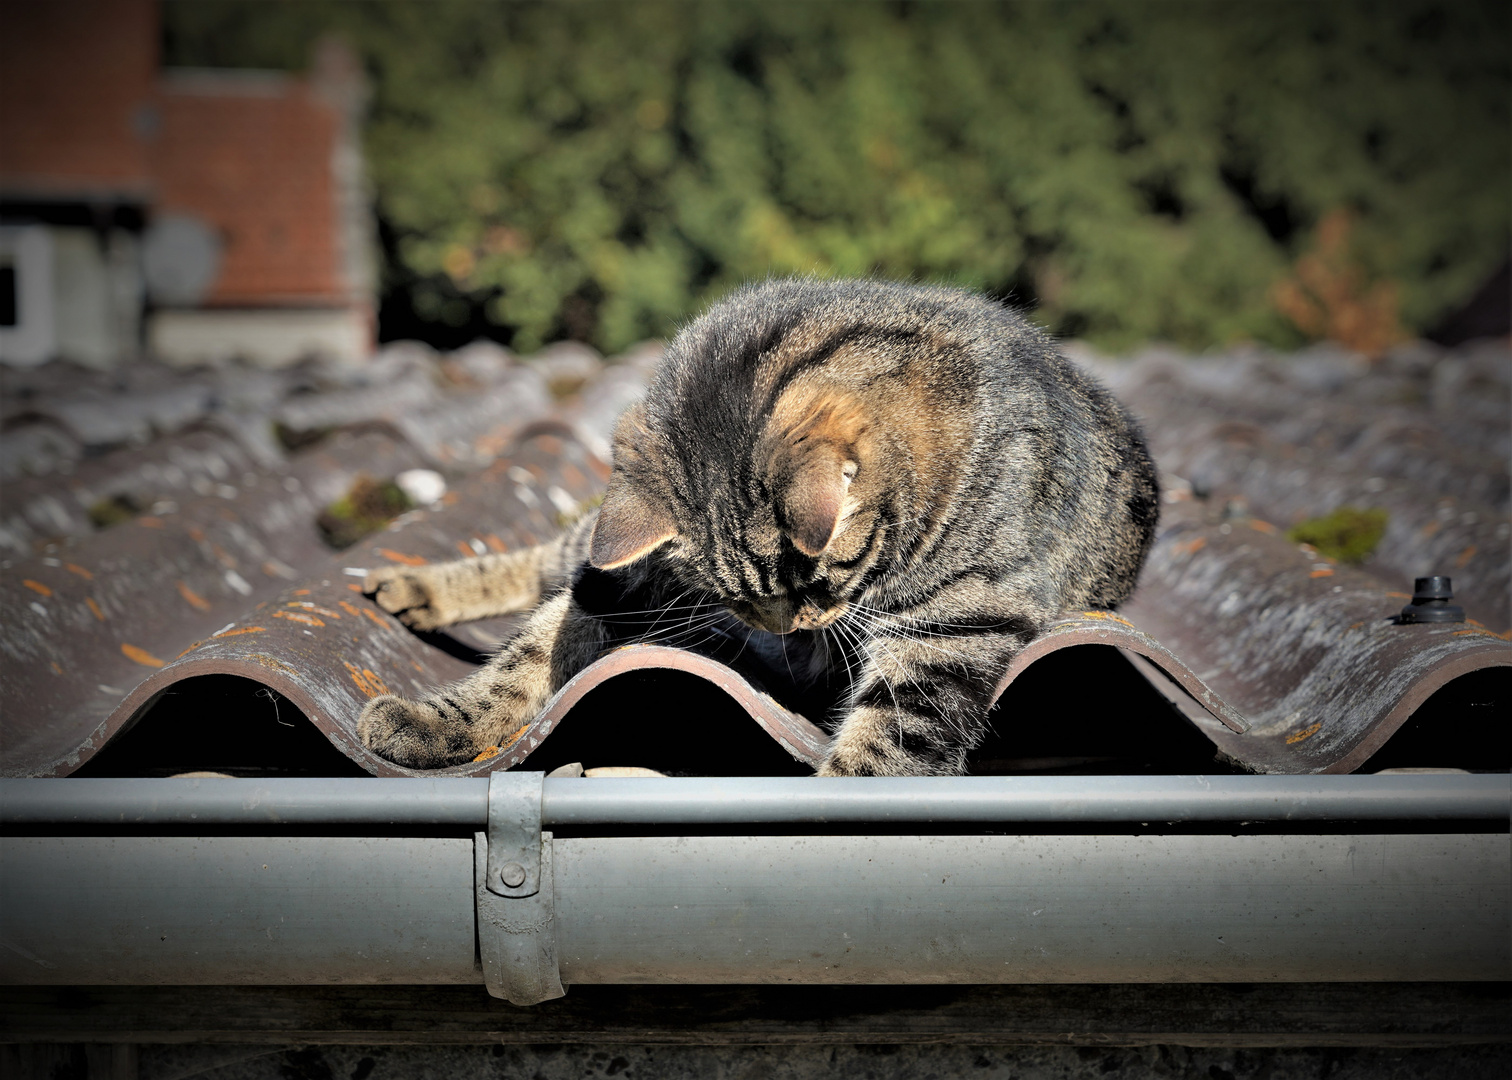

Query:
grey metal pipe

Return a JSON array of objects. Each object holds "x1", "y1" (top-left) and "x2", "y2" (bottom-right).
[
  {"x1": 2, "y1": 775, "x2": 1507, "y2": 827},
  {"x1": 540, "y1": 775, "x2": 1512, "y2": 825},
  {"x1": 0, "y1": 776, "x2": 490, "y2": 827}
]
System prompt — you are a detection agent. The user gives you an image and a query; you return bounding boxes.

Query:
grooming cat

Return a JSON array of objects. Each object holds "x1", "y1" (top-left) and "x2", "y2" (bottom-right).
[{"x1": 358, "y1": 278, "x2": 1158, "y2": 775}]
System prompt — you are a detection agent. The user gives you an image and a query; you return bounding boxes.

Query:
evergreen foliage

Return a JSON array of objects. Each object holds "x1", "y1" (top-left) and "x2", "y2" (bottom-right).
[{"x1": 165, "y1": 0, "x2": 1510, "y2": 353}]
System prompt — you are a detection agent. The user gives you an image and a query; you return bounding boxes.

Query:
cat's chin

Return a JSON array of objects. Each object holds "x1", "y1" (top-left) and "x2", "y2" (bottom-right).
[{"x1": 730, "y1": 611, "x2": 796, "y2": 635}]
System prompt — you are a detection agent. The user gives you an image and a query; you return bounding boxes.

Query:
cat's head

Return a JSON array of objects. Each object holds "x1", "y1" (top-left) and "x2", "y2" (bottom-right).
[{"x1": 589, "y1": 383, "x2": 889, "y2": 635}]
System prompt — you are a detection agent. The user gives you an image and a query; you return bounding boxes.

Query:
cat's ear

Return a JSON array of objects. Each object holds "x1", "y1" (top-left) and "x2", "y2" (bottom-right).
[
  {"x1": 590, "y1": 483, "x2": 677, "y2": 569},
  {"x1": 782, "y1": 453, "x2": 857, "y2": 557}
]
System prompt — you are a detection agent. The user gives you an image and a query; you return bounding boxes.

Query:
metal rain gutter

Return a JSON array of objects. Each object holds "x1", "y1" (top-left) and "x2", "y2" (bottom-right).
[
  {"x1": 2, "y1": 774, "x2": 1509, "y2": 827},
  {"x1": 2, "y1": 774, "x2": 1508, "y2": 1003}
]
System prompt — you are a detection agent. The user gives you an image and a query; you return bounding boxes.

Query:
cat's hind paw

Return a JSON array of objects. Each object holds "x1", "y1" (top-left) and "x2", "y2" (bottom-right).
[
  {"x1": 357, "y1": 694, "x2": 474, "y2": 768},
  {"x1": 363, "y1": 566, "x2": 452, "y2": 631}
]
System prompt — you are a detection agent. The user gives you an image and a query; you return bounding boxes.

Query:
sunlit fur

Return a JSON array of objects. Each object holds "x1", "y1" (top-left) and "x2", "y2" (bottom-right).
[{"x1": 358, "y1": 279, "x2": 1158, "y2": 775}]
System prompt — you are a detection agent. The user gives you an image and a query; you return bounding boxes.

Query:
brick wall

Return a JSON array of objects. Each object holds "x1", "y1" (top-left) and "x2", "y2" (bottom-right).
[
  {"x1": 0, "y1": 0, "x2": 156, "y2": 195},
  {"x1": 152, "y1": 72, "x2": 346, "y2": 306}
]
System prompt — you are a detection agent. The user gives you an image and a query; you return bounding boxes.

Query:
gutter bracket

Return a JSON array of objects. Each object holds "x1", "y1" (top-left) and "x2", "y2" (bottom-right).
[
  {"x1": 475, "y1": 771, "x2": 564, "y2": 1005},
  {"x1": 486, "y1": 770, "x2": 543, "y2": 898}
]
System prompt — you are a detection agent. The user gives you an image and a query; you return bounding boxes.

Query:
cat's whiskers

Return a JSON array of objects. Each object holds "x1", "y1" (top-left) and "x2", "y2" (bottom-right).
[
  {"x1": 606, "y1": 594, "x2": 721, "y2": 621},
  {"x1": 849, "y1": 599, "x2": 1018, "y2": 635},
  {"x1": 822, "y1": 623, "x2": 860, "y2": 693},
  {"x1": 631, "y1": 610, "x2": 732, "y2": 652},
  {"x1": 840, "y1": 608, "x2": 978, "y2": 669},
  {"x1": 825, "y1": 606, "x2": 986, "y2": 748}
]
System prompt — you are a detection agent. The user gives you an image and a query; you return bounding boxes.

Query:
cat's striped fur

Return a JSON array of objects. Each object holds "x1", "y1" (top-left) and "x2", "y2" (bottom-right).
[{"x1": 358, "y1": 279, "x2": 1158, "y2": 775}]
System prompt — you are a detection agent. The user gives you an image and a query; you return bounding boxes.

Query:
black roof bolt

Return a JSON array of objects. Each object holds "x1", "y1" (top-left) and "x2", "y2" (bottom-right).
[{"x1": 1397, "y1": 576, "x2": 1466, "y2": 624}]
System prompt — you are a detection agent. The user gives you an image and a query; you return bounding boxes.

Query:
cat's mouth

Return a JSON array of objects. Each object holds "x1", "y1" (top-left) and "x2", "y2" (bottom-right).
[{"x1": 731, "y1": 597, "x2": 846, "y2": 635}]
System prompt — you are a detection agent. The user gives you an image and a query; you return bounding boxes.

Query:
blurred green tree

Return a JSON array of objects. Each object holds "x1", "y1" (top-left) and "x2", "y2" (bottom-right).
[{"x1": 165, "y1": 0, "x2": 1510, "y2": 354}]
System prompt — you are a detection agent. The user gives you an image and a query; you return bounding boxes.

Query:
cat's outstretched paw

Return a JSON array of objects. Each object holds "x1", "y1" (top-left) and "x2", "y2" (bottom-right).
[
  {"x1": 816, "y1": 752, "x2": 879, "y2": 777},
  {"x1": 818, "y1": 720, "x2": 964, "y2": 777},
  {"x1": 357, "y1": 694, "x2": 471, "y2": 768},
  {"x1": 363, "y1": 566, "x2": 454, "y2": 630}
]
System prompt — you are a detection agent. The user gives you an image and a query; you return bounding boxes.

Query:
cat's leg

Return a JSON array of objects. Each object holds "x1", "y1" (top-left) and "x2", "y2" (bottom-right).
[
  {"x1": 357, "y1": 590, "x2": 607, "y2": 767},
  {"x1": 819, "y1": 624, "x2": 1031, "y2": 777},
  {"x1": 364, "y1": 516, "x2": 593, "y2": 630}
]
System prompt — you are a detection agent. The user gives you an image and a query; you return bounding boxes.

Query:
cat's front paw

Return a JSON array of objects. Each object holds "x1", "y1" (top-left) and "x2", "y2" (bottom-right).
[
  {"x1": 364, "y1": 566, "x2": 452, "y2": 630},
  {"x1": 817, "y1": 748, "x2": 881, "y2": 777},
  {"x1": 819, "y1": 710, "x2": 965, "y2": 777},
  {"x1": 357, "y1": 694, "x2": 471, "y2": 768}
]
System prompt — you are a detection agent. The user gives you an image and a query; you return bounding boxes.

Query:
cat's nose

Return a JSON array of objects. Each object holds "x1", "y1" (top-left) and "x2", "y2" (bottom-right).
[{"x1": 792, "y1": 601, "x2": 840, "y2": 630}]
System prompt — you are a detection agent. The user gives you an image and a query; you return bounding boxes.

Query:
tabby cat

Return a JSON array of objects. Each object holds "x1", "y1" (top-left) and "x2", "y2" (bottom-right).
[{"x1": 358, "y1": 278, "x2": 1158, "y2": 775}]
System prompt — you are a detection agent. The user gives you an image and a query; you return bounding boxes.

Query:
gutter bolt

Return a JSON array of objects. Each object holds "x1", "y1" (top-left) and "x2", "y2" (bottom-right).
[
  {"x1": 1397, "y1": 576, "x2": 1466, "y2": 624},
  {"x1": 499, "y1": 861, "x2": 527, "y2": 888}
]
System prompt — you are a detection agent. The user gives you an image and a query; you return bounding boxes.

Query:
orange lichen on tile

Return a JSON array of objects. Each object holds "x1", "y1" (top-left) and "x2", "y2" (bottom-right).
[
  {"x1": 376, "y1": 548, "x2": 427, "y2": 566},
  {"x1": 344, "y1": 661, "x2": 374, "y2": 697},
  {"x1": 212, "y1": 545, "x2": 237, "y2": 569},
  {"x1": 50, "y1": 661, "x2": 63, "y2": 675},
  {"x1": 85, "y1": 597, "x2": 105, "y2": 621},
  {"x1": 344, "y1": 661, "x2": 391, "y2": 698},
  {"x1": 1310, "y1": 568, "x2": 1334, "y2": 578},
  {"x1": 121, "y1": 643, "x2": 165, "y2": 668},
  {"x1": 338, "y1": 600, "x2": 365, "y2": 619},
  {"x1": 287, "y1": 601, "x2": 341, "y2": 619},
  {"x1": 1420, "y1": 520, "x2": 1441, "y2": 537},
  {"x1": 501, "y1": 725, "x2": 531, "y2": 750},
  {"x1": 485, "y1": 534, "x2": 506, "y2": 553},
  {"x1": 1248, "y1": 520, "x2": 1278, "y2": 534},
  {"x1": 247, "y1": 653, "x2": 297, "y2": 675},
  {"x1": 138, "y1": 517, "x2": 163, "y2": 528},
  {"x1": 457, "y1": 540, "x2": 474, "y2": 557},
  {"x1": 177, "y1": 581, "x2": 212, "y2": 612},
  {"x1": 1080, "y1": 610, "x2": 1135, "y2": 627},
  {"x1": 176, "y1": 641, "x2": 203, "y2": 658},
  {"x1": 1456, "y1": 545, "x2": 1477, "y2": 568},
  {"x1": 1453, "y1": 627, "x2": 1512, "y2": 640},
  {"x1": 348, "y1": 583, "x2": 364, "y2": 592},
  {"x1": 212, "y1": 625, "x2": 266, "y2": 638},
  {"x1": 22, "y1": 579, "x2": 52, "y2": 597},
  {"x1": 1174, "y1": 536, "x2": 1207, "y2": 556},
  {"x1": 64, "y1": 563, "x2": 93, "y2": 580},
  {"x1": 187, "y1": 526, "x2": 206, "y2": 542},
  {"x1": 1385, "y1": 591, "x2": 1411, "y2": 599},
  {"x1": 272, "y1": 610, "x2": 324, "y2": 627},
  {"x1": 361, "y1": 607, "x2": 389, "y2": 629},
  {"x1": 294, "y1": 588, "x2": 311, "y2": 596},
  {"x1": 472, "y1": 745, "x2": 502, "y2": 762},
  {"x1": 1285, "y1": 721, "x2": 1323, "y2": 745}
]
